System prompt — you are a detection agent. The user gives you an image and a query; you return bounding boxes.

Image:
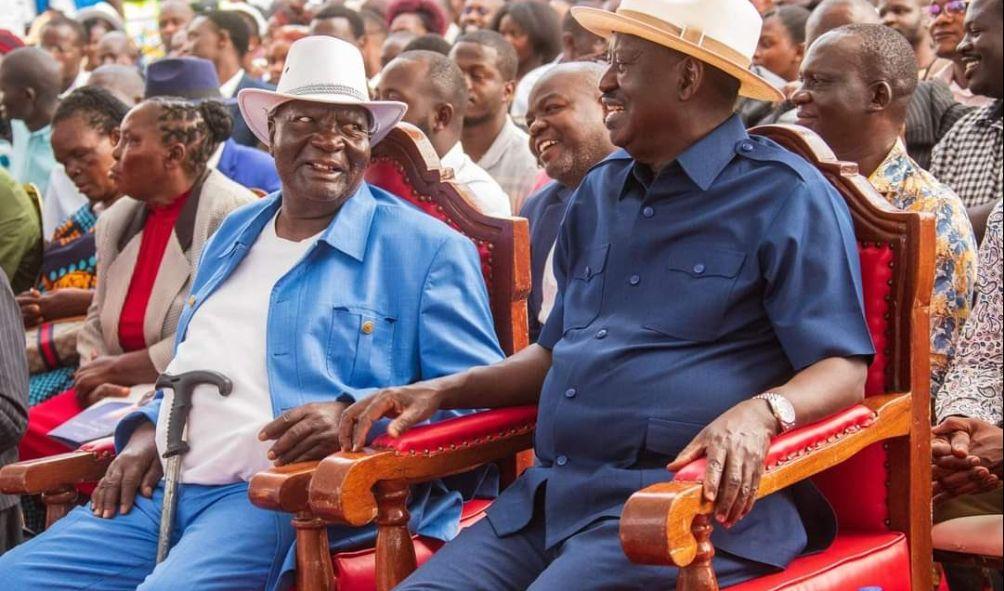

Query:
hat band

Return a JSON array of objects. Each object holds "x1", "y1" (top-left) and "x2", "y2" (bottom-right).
[
  {"x1": 615, "y1": 9, "x2": 751, "y2": 69},
  {"x1": 284, "y1": 83, "x2": 368, "y2": 102}
]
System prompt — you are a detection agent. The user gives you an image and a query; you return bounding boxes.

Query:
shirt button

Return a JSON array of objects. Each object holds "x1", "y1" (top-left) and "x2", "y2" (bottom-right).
[
  {"x1": 187, "y1": 295, "x2": 197, "y2": 306},
  {"x1": 629, "y1": 274, "x2": 640, "y2": 286},
  {"x1": 361, "y1": 320, "x2": 375, "y2": 335},
  {"x1": 584, "y1": 265, "x2": 592, "y2": 277},
  {"x1": 564, "y1": 388, "x2": 577, "y2": 398},
  {"x1": 692, "y1": 263, "x2": 706, "y2": 275},
  {"x1": 595, "y1": 328, "x2": 608, "y2": 339},
  {"x1": 555, "y1": 455, "x2": 568, "y2": 466},
  {"x1": 739, "y1": 141, "x2": 754, "y2": 152},
  {"x1": 642, "y1": 206, "x2": 655, "y2": 218}
]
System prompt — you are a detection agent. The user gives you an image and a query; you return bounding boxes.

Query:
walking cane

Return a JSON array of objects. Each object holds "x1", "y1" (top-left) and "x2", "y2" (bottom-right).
[{"x1": 154, "y1": 371, "x2": 233, "y2": 563}]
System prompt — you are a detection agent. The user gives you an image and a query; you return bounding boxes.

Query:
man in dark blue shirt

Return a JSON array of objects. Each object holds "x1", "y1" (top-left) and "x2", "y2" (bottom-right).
[
  {"x1": 340, "y1": 0, "x2": 875, "y2": 587},
  {"x1": 520, "y1": 62, "x2": 615, "y2": 342}
]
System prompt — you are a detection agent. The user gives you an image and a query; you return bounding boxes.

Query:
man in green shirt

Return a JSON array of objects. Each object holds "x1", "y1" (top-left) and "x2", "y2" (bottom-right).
[{"x1": 0, "y1": 167, "x2": 41, "y2": 294}]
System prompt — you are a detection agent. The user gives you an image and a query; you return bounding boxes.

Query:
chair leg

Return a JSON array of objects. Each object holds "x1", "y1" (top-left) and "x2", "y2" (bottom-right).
[
  {"x1": 293, "y1": 511, "x2": 334, "y2": 591},
  {"x1": 676, "y1": 514, "x2": 719, "y2": 591},
  {"x1": 42, "y1": 486, "x2": 78, "y2": 529},
  {"x1": 374, "y1": 480, "x2": 417, "y2": 591}
]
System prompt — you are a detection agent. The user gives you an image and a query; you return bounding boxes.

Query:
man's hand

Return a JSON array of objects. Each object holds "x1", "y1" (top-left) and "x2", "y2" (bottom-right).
[
  {"x1": 667, "y1": 399, "x2": 778, "y2": 528},
  {"x1": 16, "y1": 289, "x2": 44, "y2": 328},
  {"x1": 931, "y1": 417, "x2": 1003, "y2": 502},
  {"x1": 338, "y1": 384, "x2": 447, "y2": 452},
  {"x1": 91, "y1": 422, "x2": 162, "y2": 519},
  {"x1": 932, "y1": 417, "x2": 1004, "y2": 476},
  {"x1": 259, "y1": 401, "x2": 349, "y2": 465}
]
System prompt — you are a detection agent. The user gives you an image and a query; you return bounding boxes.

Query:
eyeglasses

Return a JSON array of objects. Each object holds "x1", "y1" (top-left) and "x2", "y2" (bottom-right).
[{"x1": 927, "y1": 0, "x2": 969, "y2": 17}]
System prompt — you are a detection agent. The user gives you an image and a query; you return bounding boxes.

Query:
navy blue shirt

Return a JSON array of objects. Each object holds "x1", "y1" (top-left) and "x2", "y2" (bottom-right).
[
  {"x1": 485, "y1": 115, "x2": 874, "y2": 568},
  {"x1": 519, "y1": 181, "x2": 573, "y2": 343}
]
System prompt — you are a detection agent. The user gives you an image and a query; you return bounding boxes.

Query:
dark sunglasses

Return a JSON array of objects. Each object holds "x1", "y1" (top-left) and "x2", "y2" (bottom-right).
[{"x1": 927, "y1": 0, "x2": 969, "y2": 17}]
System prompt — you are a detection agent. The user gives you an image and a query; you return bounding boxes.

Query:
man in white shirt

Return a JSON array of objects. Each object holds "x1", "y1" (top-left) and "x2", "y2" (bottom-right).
[
  {"x1": 377, "y1": 50, "x2": 512, "y2": 217},
  {"x1": 181, "y1": 10, "x2": 274, "y2": 147}
]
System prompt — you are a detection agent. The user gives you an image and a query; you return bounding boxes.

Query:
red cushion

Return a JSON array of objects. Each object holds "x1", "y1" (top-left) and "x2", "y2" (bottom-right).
[
  {"x1": 330, "y1": 499, "x2": 491, "y2": 591},
  {"x1": 726, "y1": 531, "x2": 908, "y2": 591},
  {"x1": 674, "y1": 405, "x2": 875, "y2": 482},
  {"x1": 858, "y1": 244, "x2": 894, "y2": 397},
  {"x1": 371, "y1": 406, "x2": 537, "y2": 453}
]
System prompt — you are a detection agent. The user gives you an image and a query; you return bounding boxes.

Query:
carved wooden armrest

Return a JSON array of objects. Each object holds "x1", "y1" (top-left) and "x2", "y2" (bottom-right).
[
  {"x1": 308, "y1": 405, "x2": 537, "y2": 524},
  {"x1": 620, "y1": 394, "x2": 911, "y2": 573},
  {"x1": 0, "y1": 437, "x2": 115, "y2": 527}
]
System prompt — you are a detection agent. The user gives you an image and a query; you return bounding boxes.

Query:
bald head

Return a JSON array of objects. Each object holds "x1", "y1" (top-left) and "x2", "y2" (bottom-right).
[
  {"x1": 376, "y1": 49, "x2": 469, "y2": 155},
  {"x1": 534, "y1": 61, "x2": 606, "y2": 97},
  {"x1": 805, "y1": 0, "x2": 880, "y2": 46},
  {"x1": 527, "y1": 62, "x2": 614, "y2": 187},
  {"x1": 0, "y1": 47, "x2": 63, "y2": 125},
  {"x1": 96, "y1": 31, "x2": 139, "y2": 67},
  {"x1": 88, "y1": 64, "x2": 145, "y2": 106}
]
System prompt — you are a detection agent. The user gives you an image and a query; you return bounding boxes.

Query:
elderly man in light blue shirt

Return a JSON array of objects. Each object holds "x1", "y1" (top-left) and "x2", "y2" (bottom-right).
[{"x1": 0, "y1": 36, "x2": 502, "y2": 591}]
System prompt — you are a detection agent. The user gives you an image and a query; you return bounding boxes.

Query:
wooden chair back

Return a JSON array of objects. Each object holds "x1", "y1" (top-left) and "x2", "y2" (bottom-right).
[
  {"x1": 752, "y1": 125, "x2": 934, "y2": 588},
  {"x1": 365, "y1": 123, "x2": 531, "y2": 356}
]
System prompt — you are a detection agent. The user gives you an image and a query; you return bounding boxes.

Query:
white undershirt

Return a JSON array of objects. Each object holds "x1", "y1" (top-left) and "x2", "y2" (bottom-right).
[{"x1": 155, "y1": 212, "x2": 320, "y2": 484}]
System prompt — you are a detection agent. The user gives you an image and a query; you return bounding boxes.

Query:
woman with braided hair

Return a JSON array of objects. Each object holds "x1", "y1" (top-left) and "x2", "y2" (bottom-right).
[{"x1": 18, "y1": 96, "x2": 256, "y2": 473}]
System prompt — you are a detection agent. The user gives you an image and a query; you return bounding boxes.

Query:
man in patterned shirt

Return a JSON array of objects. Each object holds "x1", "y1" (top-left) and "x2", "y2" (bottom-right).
[
  {"x1": 929, "y1": 0, "x2": 1002, "y2": 241},
  {"x1": 792, "y1": 23, "x2": 978, "y2": 394},
  {"x1": 930, "y1": 199, "x2": 1002, "y2": 590}
]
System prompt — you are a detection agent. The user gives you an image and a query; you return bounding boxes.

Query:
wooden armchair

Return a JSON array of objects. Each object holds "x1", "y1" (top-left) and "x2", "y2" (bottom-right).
[
  {"x1": 298, "y1": 124, "x2": 936, "y2": 591},
  {"x1": 0, "y1": 123, "x2": 534, "y2": 585},
  {"x1": 618, "y1": 125, "x2": 936, "y2": 590}
]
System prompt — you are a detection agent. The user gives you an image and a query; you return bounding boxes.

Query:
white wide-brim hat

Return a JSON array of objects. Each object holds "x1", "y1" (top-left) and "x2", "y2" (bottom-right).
[
  {"x1": 238, "y1": 36, "x2": 407, "y2": 146},
  {"x1": 572, "y1": 0, "x2": 784, "y2": 102}
]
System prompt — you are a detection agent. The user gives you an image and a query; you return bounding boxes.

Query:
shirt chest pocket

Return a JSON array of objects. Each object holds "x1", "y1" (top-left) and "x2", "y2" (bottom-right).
[
  {"x1": 643, "y1": 247, "x2": 746, "y2": 342},
  {"x1": 562, "y1": 243, "x2": 610, "y2": 332},
  {"x1": 326, "y1": 305, "x2": 397, "y2": 388}
]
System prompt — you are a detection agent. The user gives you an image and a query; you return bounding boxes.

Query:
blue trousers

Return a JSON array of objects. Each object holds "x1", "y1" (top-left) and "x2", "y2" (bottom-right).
[
  {"x1": 397, "y1": 511, "x2": 770, "y2": 590},
  {"x1": 0, "y1": 482, "x2": 295, "y2": 591}
]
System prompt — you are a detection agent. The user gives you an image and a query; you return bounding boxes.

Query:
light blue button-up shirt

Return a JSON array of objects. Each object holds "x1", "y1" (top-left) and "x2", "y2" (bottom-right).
[
  {"x1": 114, "y1": 182, "x2": 504, "y2": 574},
  {"x1": 9, "y1": 120, "x2": 56, "y2": 196}
]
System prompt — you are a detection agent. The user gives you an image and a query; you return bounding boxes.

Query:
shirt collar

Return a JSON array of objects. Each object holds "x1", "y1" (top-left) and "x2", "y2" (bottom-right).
[
  {"x1": 232, "y1": 182, "x2": 376, "y2": 262},
  {"x1": 478, "y1": 116, "x2": 519, "y2": 170},
  {"x1": 674, "y1": 114, "x2": 747, "y2": 191},
  {"x1": 220, "y1": 68, "x2": 246, "y2": 99},
  {"x1": 976, "y1": 100, "x2": 1003, "y2": 128},
  {"x1": 867, "y1": 139, "x2": 910, "y2": 195}
]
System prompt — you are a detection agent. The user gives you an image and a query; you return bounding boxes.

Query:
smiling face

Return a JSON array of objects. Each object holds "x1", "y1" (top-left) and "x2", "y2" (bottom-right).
[
  {"x1": 527, "y1": 67, "x2": 614, "y2": 187},
  {"x1": 929, "y1": 0, "x2": 969, "y2": 58},
  {"x1": 753, "y1": 15, "x2": 804, "y2": 82},
  {"x1": 52, "y1": 114, "x2": 120, "y2": 203},
  {"x1": 268, "y1": 100, "x2": 371, "y2": 210},
  {"x1": 598, "y1": 34, "x2": 686, "y2": 163},
  {"x1": 957, "y1": 0, "x2": 1003, "y2": 98},
  {"x1": 450, "y1": 41, "x2": 512, "y2": 124},
  {"x1": 791, "y1": 35, "x2": 872, "y2": 159}
]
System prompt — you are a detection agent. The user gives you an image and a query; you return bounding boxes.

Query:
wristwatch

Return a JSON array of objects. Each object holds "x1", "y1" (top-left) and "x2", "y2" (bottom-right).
[{"x1": 753, "y1": 392, "x2": 796, "y2": 433}]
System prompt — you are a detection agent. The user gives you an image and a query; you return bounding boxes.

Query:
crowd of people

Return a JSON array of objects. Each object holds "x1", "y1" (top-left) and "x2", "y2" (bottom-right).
[{"x1": 0, "y1": 0, "x2": 1000, "y2": 589}]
